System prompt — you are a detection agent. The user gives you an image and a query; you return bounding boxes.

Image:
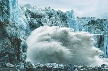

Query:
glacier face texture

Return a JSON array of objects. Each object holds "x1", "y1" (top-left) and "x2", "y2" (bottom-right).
[
  {"x1": 0, "y1": 0, "x2": 29, "y2": 64},
  {"x1": 0, "y1": 0, "x2": 108, "y2": 65},
  {"x1": 74, "y1": 17, "x2": 108, "y2": 57}
]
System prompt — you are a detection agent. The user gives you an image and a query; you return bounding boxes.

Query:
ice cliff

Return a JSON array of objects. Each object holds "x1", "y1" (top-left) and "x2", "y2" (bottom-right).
[{"x1": 0, "y1": 0, "x2": 108, "y2": 65}]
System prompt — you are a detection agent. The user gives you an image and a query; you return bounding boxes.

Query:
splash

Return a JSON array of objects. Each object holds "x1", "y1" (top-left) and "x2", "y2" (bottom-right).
[{"x1": 26, "y1": 26, "x2": 107, "y2": 66}]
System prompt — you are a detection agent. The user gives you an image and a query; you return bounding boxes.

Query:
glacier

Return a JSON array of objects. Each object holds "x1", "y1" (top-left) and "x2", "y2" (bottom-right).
[{"x1": 0, "y1": 0, "x2": 108, "y2": 67}]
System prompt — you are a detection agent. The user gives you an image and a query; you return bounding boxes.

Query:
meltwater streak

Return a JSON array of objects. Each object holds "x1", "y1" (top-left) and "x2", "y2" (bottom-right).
[{"x1": 26, "y1": 26, "x2": 107, "y2": 66}]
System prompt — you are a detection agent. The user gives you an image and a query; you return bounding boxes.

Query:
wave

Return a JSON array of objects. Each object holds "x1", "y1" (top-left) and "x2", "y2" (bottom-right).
[{"x1": 26, "y1": 26, "x2": 107, "y2": 66}]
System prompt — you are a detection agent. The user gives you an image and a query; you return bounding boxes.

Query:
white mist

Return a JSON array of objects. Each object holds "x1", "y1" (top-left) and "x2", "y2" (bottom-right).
[{"x1": 26, "y1": 26, "x2": 107, "y2": 66}]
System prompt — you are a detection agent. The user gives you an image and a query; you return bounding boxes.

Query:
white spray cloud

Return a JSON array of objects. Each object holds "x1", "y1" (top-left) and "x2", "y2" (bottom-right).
[{"x1": 26, "y1": 26, "x2": 106, "y2": 66}]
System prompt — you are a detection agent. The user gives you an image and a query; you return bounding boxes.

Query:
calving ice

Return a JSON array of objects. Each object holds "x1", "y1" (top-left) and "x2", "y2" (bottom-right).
[
  {"x1": 0, "y1": 0, "x2": 108, "y2": 67},
  {"x1": 26, "y1": 26, "x2": 107, "y2": 66}
]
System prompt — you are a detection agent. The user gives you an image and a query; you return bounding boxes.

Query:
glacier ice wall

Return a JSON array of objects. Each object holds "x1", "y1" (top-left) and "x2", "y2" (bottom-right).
[
  {"x1": 74, "y1": 17, "x2": 108, "y2": 57},
  {"x1": 21, "y1": 4, "x2": 69, "y2": 31},
  {"x1": 0, "y1": 0, "x2": 29, "y2": 64}
]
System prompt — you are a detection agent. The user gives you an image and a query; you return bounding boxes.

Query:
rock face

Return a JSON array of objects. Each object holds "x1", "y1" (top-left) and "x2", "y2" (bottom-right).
[{"x1": 0, "y1": 0, "x2": 108, "y2": 65}]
